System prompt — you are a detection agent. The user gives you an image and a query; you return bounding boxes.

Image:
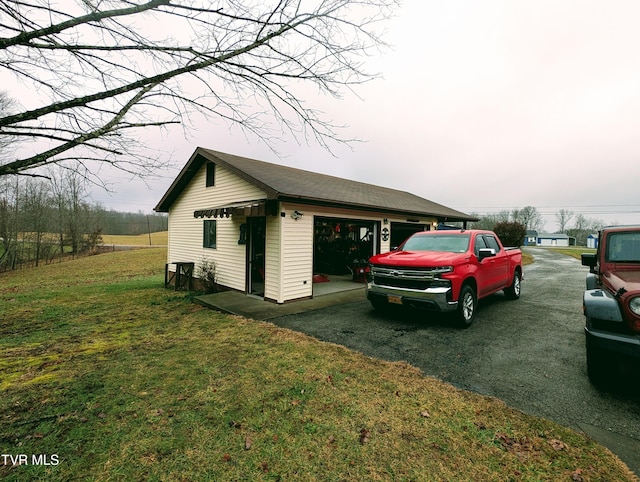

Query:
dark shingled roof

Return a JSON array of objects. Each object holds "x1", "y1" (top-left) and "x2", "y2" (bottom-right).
[{"x1": 154, "y1": 147, "x2": 477, "y2": 222}]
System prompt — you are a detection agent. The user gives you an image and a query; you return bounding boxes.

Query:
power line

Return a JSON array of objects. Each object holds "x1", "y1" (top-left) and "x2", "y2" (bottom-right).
[
  {"x1": 455, "y1": 205, "x2": 640, "y2": 217},
  {"x1": 460, "y1": 204, "x2": 640, "y2": 209}
]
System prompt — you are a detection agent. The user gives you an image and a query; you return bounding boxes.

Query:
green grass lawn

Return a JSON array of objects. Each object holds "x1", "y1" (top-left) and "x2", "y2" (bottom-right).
[
  {"x1": 0, "y1": 249, "x2": 635, "y2": 481},
  {"x1": 548, "y1": 246, "x2": 597, "y2": 261}
]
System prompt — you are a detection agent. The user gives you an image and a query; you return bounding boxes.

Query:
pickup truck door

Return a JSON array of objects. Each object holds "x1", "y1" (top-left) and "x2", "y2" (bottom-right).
[
  {"x1": 473, "y1": 234, "x2": 495, "y2": 298},
  {"x1": 481, "y1": 235, "x2": 510, "y2": 294}
]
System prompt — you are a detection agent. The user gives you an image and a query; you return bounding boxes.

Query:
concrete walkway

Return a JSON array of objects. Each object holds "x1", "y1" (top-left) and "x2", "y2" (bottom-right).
[{"x1": 194, "y1": 286, "x2": 365, "y2": 320}]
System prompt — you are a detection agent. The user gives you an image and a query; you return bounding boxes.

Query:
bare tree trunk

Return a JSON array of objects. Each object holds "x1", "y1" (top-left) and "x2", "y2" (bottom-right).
[
  {"x1": 21, "y1": 179, "x2": 51, "y2": 267},
  {"x1": 0, "y1": 177, "x2": 22, "y2": 270}
]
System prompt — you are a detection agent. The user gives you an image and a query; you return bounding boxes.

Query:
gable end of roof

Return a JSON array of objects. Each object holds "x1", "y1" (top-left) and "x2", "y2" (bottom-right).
[{"x1": 154, "y1": 148, "x2": 278, "y2": 212}]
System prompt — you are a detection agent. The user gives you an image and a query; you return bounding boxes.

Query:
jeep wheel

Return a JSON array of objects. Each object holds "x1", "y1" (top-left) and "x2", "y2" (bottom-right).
[
  {"x1": 455, "y1": 285, "x2": 477, "y2": 328},
  {"x1": 586, "y1": 335, "x2": 610, "y2": 386},
  {"x1": 504, "y1": 269, "x2": 521, "y2": 300}
]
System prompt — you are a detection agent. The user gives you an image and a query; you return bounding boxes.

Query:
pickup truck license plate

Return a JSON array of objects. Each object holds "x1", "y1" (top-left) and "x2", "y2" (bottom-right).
[{"x1": 387, "y1": 295, "x2": 403, "y2": 305}]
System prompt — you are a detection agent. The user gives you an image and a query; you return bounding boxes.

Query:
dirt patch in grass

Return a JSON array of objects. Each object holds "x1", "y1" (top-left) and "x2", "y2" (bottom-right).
[
  {"x1": 101, "y1": 231, "x2": 167, "y2": 246},
  {"x1": 522, "y1": 251, "x2": 534, "y2": 265},
  {"x1": 0, "y1": 248, "x2": 635, "y2": 481}
]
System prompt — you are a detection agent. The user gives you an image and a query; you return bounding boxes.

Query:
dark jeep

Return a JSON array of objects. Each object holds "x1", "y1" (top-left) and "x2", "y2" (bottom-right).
[{"x1": 582, "y1": 226, "x2": 640, "y2": 385}]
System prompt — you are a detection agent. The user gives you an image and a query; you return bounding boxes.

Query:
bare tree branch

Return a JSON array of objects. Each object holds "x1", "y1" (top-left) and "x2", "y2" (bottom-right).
[
  {"x1": 0, "y1": 0, "x2": 399, "y2": 179},
  {"x1": 0, "y1": 0, "x2": 171, "y2": 49}
]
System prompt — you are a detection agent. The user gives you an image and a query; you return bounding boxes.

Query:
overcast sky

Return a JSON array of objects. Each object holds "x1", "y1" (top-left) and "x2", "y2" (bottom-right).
[{"x1": 91, "y1": 0, "x2": 640, "y2": 232}]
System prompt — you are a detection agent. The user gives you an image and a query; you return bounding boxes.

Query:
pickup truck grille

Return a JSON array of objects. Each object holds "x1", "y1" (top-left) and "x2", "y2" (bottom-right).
[
  {"x1": 373, "y1": 276, "x2": 431, "y2": 290},
  {"x1": 371, "y1": 266, "x2": 448, "y2": 290}
]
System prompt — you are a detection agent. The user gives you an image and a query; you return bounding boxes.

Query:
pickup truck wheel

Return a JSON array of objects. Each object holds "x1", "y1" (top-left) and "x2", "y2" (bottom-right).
[
  {"x1": 370, "y1": 297, "x2": 388, "y2": 311},
  {"x1": 504, "y1": 269, "x2": 522, "y2": 300},
  {"x1": 455, "y1": 285, "x2": 477, "y2": 328}
]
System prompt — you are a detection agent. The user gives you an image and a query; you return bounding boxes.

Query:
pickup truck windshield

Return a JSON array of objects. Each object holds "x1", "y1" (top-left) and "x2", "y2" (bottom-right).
[
  {"x1": 605, "y1": 232, "x2": 640, "y2": 263},
  {"x1": 402, "y1": 234, "x2": 470, "y2": 253}
]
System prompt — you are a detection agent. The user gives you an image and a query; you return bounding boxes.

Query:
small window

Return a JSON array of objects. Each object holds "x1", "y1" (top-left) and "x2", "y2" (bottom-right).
[
  {"x1": 206, "y1": 163, "x2": 215, "y2": 187},
  {"x1": 484, "y1": 235, "x2": 501, "y2": 252},
  {"x1": 474, "y1": 235, "x2": 487, "y2": 256},
  {"x1": 203, "y1": 220, "x2": 217, "y2": 249}
]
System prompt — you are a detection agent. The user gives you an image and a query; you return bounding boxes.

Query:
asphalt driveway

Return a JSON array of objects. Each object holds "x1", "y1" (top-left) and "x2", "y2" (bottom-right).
[{"x1": 270, "y1": 247, "x2": 640, "y2": 475}]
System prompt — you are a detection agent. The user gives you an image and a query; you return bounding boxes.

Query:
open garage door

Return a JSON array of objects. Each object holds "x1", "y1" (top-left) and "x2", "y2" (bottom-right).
[
  {"x1": 313, "y1": 217, "x2": 379, "y2": 295},
  {"x1": 390, "y1": 222, "x2": 431, "y2": 248}
]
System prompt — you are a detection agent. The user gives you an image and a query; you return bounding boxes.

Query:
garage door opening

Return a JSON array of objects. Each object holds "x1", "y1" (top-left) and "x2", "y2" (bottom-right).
[
  {"x1": 313, "y1": 217, "x2": 379, "y2": 296},
  {"x1": 390, "y1": 222, "x2": 431, "y2": 248}
]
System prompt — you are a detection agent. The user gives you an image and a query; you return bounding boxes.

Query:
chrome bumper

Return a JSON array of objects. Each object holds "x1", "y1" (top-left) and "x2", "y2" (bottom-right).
[{"x1": 366, "y1": 282, "x2": 457, "y2": 312}]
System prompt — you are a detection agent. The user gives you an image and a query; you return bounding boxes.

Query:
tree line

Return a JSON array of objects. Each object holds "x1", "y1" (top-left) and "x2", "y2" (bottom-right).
[
  {"x1": 464, "y1": 206, "x2": 606, "y2": 246},
  {"x1": 0, "y1": 170, "x2": 166, "y2": 272}
]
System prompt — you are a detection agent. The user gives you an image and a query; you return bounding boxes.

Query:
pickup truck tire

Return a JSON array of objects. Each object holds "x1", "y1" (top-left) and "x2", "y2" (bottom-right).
[
  {"x1": 455, "y1": 284, "x2": 477, "y2": 328},
  {"x1": 504, "y1": 269, "x2": 522, "y2": 300},
  {"x1": 369, "y1": 297, "x2": 388, "y2": 312}
]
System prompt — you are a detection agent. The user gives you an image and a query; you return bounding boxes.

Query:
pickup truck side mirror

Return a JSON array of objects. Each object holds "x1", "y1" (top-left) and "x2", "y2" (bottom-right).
[
  {"x1": 581, "y1": 253, "x2": 597, "y2": 273},
  {"x1": 478, "y1": 248, "x2": 496, "y2": 261}
]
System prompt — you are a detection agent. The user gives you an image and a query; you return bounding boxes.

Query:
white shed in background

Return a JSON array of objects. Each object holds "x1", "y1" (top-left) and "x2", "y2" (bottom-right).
[{"x1": 536, "y1": 233, "x2": 570, "y2": 247}]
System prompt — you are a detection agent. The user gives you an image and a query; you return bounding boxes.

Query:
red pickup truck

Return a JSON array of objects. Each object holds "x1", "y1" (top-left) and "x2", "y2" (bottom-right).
[{"x1": 366, "y1": 229, "x2": 523, "y2": 327}]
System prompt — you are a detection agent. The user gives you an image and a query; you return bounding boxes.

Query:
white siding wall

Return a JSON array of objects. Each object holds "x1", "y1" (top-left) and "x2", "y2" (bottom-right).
[
  {"x1": 280, "y1": 206, "x2": 315, "y2": 300},
  {"x1": 167, "y1": 163, "x2": 266, "y2": 291},
  {"x1": 264, "y1": 214, "x2": 282, "y2": 302}
]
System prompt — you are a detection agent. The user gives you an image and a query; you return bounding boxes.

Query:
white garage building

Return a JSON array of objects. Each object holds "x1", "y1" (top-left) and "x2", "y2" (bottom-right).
[{"x1": 154, "y1": 148, "x2": 476, "y2": 303}]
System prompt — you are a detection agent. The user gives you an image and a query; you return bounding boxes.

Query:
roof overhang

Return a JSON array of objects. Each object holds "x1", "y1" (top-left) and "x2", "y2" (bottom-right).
[{"x1": 277, "y1": 195, "x2": 479, "y2": 223}]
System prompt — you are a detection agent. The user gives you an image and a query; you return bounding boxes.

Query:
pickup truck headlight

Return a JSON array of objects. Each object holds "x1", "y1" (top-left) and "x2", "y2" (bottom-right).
[
  {"x1": 629, "y1": 296, "x2": 640, "y2": 316},
  {"x1": 430, "y1": 267, "x2": 453, "y2": 288},
  {"x1": 434, "y1": 266, "x2": 454, "y2": 274}
]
